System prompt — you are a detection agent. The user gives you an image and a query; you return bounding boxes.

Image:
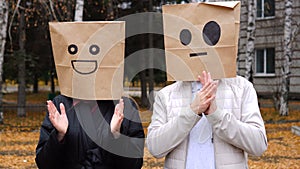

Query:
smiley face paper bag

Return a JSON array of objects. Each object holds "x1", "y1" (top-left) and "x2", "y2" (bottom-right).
[
  {"x1": 162, "y1": 1, "x2": 240, "y2": 80},
  {"x1": 49, "y1": 21, "x2": 125, "y2": 100}
]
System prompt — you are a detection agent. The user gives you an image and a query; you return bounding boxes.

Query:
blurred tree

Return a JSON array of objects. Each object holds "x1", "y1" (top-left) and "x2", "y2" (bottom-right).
[
  {"x1": 148, "y1": 0, "x2": 155, "y2": 110},
  {"x1": 17, "y1": 0, "x2": 27, "y2": 117},
  {"x1": 118, "y1": 0, "x2": 167, "y2": 108},
  {"x1": 3, "y1": 0, "x2": 78, "y2": 116},
  {"x1": 245, "y1": 0, "x2": 256, "y2": 82},
  {"x1": 0, "y1": 0, "x2": 9, "y2": 123},
  {"x1": 4, "y1": 0, "x2": 76, "y2": 95},
  {"x1": 4, "y1": 0, "x2": 169, "y2": 110},
  {"x1": 280, "y1": 0, "x2": 292, "y2": 116},
  {"x1": 74, "y1": 0, "x2": 84, "y2": 21}
]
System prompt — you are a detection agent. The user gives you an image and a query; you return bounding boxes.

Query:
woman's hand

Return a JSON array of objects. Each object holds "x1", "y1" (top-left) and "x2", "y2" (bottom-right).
[
  {"x1": 47, "y1": 101, "x2": 69, "y2": 142},
  {"x1": 110, "y1": 99, "x2": 124, "y2": 139}
]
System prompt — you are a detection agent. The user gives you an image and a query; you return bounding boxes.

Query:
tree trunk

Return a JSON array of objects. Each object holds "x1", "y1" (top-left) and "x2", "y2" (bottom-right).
[
  {"x1": 140, "y1": 35, "x2": 149, "y2": 108},
  {"x1": 74, "y1": 0, "x2": 84, "y2": 21},
  {"x1": 148, "y1": 0, "x2": 154, "y2": 110},
  {"x1": 33, "y1": 74, "x2": 38, "y2": 93},
  {"x1": 140, "y1": 70, "x2": 149, "y2": 108},
  {"x1": 148, "y1": 68, "x2": 154, "y2": 110},
  {"x1": 245, "y1": 0, "x2": 256, "y2": 81},
  {"x1": 17, "y1": 1, "x2": 26, "y2": 117},
  {"x1": 0, "y1": 0, "x2": 9, "y2": 124},
  {"x1": 280, "y1": 0, "x2": 292, "y2": 116}
]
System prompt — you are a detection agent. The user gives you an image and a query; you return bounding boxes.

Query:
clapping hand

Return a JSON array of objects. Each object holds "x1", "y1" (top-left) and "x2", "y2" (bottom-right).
[
  {"x1": 190, "y1": 71, "x2": 218, "y2": 115},
  {"x1": 47, "y1": 101, "x2": 69, "y2": 142},
  {"x1": 110, "y1": 99, "x2": 124, "y2": 138}
]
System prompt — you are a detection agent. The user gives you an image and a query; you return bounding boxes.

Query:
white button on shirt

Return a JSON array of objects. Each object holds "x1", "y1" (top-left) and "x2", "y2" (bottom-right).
[{"x1": 186, "y1": 81, "x2": 215, "y2": 169}]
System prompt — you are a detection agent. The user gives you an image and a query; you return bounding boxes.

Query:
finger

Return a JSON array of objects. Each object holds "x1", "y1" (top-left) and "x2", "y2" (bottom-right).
[
  {"x1": 119, "y1": 99, "x2": 124, "y2": 113},
  {"x1": 118, "y1": 113, "x2": 124, "y2": 122},
  {"x1": 198, "y1": 74, "x2": 204, "y2": 84},
  {"x1": 60, "y1": 103, "x2": 66, "y2": 116},
  {"x1": 202, "y1": 94, "x2": 216, "y2": 106},
  {"x1": 199, "y1": 79, "x2": 212, "y2": 94},
  {"x1": 115, "y1": 103, "x2": 120, "y2": 116},
  {"x1": 199, "y1": 82, "x2": 214, "y2": 98},
  {"x1": 202, "y1": 71, "x2": 207, "y2": 84},
  {"x1": 47, "y1": 100, "x2": 56, "y2": 114},
  {"x1": 47, "y1": 105, "x2": 53, "y2": 119},
  {"x1": 46, "y1": 100, "x2": 51, "y2": 112},
  {"x1": 47, "y1": 101, "x2": 55, "y2": 117},
  {"x1": 199, "y1": 70, "x2": 207, "y2": 85},
  {"x1": 213, "y1": 80, "x2": 219, "y2": 88},
  {"x1": 48, "y1": 106, "x2": 56, "y2": 123},
  {"x1": 211, "y1": 83, "x2": 218, "y2": 94},
  {"x1": 202, "y1": 81, "x2": 213, "y2": 91},
  {"x1": 119, "y1": 107, "x2": 124, "y2": 119},
  {"x1": 204, "y1": 85, "x2": 217, "y2": 101},
  {"x1": 207, "y1": 82, "x2": 217, "y2": 92},
  {"x1": 205, "y1": 84, "x2": 217, "y2": 97},
  {"x1": 200, "y1": 74, "x2": 215, "y2": 91},
  {"x1": 207, "y1": 72, "x2": 212, "y2": 83}
]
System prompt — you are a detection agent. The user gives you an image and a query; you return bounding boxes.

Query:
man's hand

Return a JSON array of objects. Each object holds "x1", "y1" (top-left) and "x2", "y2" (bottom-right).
[
  {"x1": 47, "y1": 101, "x2": 69, "y2": 142},
  {"x1": 190, "y1": 71, "x2": 218, "y2": 115},
  {"x1": 110, "y1": 99, "x2": 124, "y2": 139},
  {"x1": 206, "y1": 99, "x2": 217, "y2": 115}
]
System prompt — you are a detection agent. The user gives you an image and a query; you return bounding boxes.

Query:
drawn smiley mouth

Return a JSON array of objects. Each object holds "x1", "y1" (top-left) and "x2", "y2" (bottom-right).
[
  {"x1": 189, "y1": 52, "x2": 208, "y2": 57},
  {"x1": 71, "y1": 60, "x2": 98, "y2": 75}
]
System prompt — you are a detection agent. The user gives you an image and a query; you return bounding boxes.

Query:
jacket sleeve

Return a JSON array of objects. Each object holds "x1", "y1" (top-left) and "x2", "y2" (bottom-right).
[
  {"x1": 146, "y1": 90, "x2": 201, "y2": 158},
  {"x1": 35, "y1": 97, "x2": 67, "y2": 169},
  {"x1": 114, "y1": 97, "x2": 145, "y2": 169},
  {"x1": 94, "y1": 97, "x2": 145, "y2": 169},
  {"x1": 206, "y1": 83, "x2": 268, "y2": 156}
]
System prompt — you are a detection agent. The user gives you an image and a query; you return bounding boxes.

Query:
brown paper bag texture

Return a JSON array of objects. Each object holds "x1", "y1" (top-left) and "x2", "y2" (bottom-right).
[
  {"x1": 49, "y1": 21, "x2": 125, "y2": 100},
  {"x1": 162, "y1": 1, "x2": 240, "y2": 80}
]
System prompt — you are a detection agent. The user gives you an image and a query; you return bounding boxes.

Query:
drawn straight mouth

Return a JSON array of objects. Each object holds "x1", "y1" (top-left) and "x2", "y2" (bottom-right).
[
  {"x1": 71, "y1": 60, "x2": 98, "y2": 75},
  {"x1": 190, "y1": 52, "x2": 208, "y2": 57}
]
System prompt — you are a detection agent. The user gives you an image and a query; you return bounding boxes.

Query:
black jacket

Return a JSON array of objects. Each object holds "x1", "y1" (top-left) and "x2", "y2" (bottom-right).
[{"x1": 35, "y1": 95, "x2": 145, "y2": 169}]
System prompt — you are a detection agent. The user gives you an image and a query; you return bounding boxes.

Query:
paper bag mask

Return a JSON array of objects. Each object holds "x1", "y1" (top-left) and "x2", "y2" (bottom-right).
[
  {"x1": 49, "y1": 21, "x2": 125, "y2": 100},
  {"x1": 162, "y1": 1, "x2": 240, "y2": 80}
]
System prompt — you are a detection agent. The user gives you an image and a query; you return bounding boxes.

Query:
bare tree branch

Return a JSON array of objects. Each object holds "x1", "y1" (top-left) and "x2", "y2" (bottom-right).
[
  {"x1": 39, "y1": 0, "x2": 58, "y2": 21},
  {"x1": 8, "y1": 0, "x2": 21, "y2": 51},
  {"x1": 48, "y1": 0, "x2": 58, "y2": 21}
]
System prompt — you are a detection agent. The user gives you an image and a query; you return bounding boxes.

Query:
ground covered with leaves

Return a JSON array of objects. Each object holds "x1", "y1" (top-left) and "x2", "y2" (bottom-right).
[{"x1": 0, "y1": 92, "x2": 299, "y2": 168}]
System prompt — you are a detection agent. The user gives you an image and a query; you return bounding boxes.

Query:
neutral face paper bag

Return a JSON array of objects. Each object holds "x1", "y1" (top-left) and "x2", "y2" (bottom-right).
[
  {"x1": 49, "y1": 21, "x2": 125, "y2": 100},
  {"x1": 162, "y1": 1, "x2": 240, "y2": 80}
]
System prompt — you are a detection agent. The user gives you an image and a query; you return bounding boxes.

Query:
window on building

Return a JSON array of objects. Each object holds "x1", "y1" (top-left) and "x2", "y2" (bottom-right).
[
  {"x1": 255, "y1": 48, "x2": 275, "y2": 75},
  {"x1": 257, "y1": 0, "x2": 275, "y2": 19}
]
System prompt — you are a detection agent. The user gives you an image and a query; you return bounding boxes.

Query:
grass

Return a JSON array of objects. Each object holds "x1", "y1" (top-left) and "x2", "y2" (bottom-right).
[{"x1": 3, "y1": 91, "x2": 51, "y2": 104}]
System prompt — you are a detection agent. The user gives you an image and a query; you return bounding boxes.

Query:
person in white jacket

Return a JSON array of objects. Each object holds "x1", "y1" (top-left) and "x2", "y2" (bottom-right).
[{"x1": 146, "y1": 71, "x2": 268, "y2": 169}]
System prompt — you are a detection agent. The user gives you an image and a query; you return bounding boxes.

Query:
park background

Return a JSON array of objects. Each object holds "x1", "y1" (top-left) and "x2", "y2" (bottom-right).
[{"x1": 0, "y1": 0, "x2": 299, "y2": 168}]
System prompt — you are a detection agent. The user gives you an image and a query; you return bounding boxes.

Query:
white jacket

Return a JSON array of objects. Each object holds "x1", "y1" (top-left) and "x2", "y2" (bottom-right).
[{"x1": 146, "y1": 76, "x2": 268, "y2": 169}]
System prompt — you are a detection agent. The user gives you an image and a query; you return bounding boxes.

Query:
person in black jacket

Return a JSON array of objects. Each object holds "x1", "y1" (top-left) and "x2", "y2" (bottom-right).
[{"x1": 35, "y1": 95, "x2": 145, "y2": 169}]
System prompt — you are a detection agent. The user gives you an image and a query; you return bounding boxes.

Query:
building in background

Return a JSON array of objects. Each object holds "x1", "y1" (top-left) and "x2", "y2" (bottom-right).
[{"x1": 237, "y1": 0, "x2": 300, "y2": 99}]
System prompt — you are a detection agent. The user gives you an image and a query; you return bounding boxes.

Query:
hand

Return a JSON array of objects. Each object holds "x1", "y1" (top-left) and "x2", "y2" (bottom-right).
[
  {"x1": 190, "y1": 71, "x2": 218, "y2": 115},
  {"x1": 110, "y1": 99, "x2": 124, "y2": 138},
  {"x1": 201, "y1": 72, "x2": 218, "y2": 115},
  {"x1": 47, "y1": 101, "x2": 69, "y2": 142},
  {"x1": 206, "y1": 99, "x2": 217, "y2": 115}
]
